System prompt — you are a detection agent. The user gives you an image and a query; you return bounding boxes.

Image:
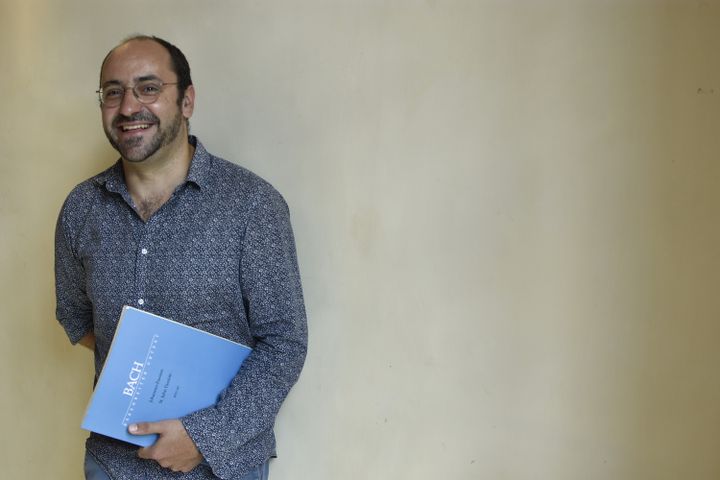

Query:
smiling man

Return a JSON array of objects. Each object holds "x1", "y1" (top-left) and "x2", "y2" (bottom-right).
[{"x1": 55, "y1": 35, "x2": 308, "y2": 480}]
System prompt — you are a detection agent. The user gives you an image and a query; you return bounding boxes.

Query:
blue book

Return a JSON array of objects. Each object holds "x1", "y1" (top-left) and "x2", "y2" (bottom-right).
[{"x1": 81, "y1": 306, "x2": 252, "y2": 447}]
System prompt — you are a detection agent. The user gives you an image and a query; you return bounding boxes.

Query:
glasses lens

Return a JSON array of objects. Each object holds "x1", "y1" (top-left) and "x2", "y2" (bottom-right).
[
  {"x1": 101, "y1": 86, "x2": 124, "y2": 107},
  {"x1": 134, "y1": 81, "x2": 163, "y2": 104}
]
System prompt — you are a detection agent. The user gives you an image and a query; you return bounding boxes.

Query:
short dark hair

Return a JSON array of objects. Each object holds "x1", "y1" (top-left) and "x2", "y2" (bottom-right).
[{"x1": 101, "y1": 34, "x2": 193, "y2": 107}]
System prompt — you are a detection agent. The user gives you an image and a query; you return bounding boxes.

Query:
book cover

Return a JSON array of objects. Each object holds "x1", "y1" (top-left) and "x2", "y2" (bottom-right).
[{"x1": 81, "y1": 306, "x2": 252, "y2": 447}]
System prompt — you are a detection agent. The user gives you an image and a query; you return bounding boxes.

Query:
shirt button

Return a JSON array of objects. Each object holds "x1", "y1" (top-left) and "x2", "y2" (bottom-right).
[
  {"x1": 138, "y1": 299, "x2": 145, "y2": 305},
  {"x1": 141, "y1": 248, "x2": 148, "y2": 255}
]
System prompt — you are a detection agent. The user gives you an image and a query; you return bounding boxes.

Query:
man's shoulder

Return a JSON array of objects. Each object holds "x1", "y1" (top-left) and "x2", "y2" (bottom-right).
[
  {"x1": 65, "y1": 163, "x2": 118, "y2": 197},
  {"x1": 59, "y1": 163, "x2": 119, "y2": 219},
  {"x1": 203, "y1": 152, "x2": 287, "y2": 208}
]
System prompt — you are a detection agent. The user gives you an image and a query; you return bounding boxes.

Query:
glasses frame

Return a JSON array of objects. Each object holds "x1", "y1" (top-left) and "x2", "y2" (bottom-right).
[{"x1": 96, "y1": 81, "x2": 179, "y2": 107}]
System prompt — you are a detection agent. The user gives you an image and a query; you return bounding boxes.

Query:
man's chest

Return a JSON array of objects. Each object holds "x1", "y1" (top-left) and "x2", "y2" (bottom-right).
[{"x1": 76, "y1": 198, "x2": 248, "y2": 344}]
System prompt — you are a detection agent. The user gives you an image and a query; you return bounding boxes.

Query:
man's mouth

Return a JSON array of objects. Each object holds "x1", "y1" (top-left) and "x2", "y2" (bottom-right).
[{"x1": 120, "y1": 123, "x2": 153, "y2": 132}]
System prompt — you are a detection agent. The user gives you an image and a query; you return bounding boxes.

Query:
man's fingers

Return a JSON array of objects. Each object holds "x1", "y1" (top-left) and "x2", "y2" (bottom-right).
[
  {"x1": 131, "y1": 422, "x2": 162, "y2": 461},
  {"x1": 136, "y1": 447, "x2": 171, "y2": 470},
  {"x1": 132, "y1": 419, "x2": 202, "y2": 473},
  {"x1": 128, "y1": 422, "x2": 149, "y2": 435},
  {"x1": 128, "y1": 420, "x2": 167, "y2": 435},
  {"x1": 137, "y1": 446, "x2": 153, "y2": 460}
]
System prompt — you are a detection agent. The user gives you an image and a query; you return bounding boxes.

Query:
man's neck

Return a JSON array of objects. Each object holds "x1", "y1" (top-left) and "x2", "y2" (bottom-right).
[{"x1": 122, "y1": 136, "x2": 195, "y2": 221}]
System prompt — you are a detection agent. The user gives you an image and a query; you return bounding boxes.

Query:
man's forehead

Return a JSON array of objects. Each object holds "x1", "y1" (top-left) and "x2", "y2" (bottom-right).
[{"x1": 100, "y1": 39, "x2": 172, "y2": 83}]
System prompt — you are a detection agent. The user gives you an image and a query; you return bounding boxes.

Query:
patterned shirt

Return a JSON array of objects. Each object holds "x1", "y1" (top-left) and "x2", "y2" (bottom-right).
[{"x1": 55, "y1": 137, "x2": 308, "y2": 479}]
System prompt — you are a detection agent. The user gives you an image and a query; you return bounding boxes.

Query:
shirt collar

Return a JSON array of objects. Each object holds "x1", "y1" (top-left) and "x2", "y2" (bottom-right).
[
  {"x1": 185, "y1": 136, "x2": 212, "y2": 190},
  {"x1": 93, "y1": 161, "x2": 124, "y2": 194},
  {"x1": 93, "y1": 135, "x2": 212, "y2": 193}
]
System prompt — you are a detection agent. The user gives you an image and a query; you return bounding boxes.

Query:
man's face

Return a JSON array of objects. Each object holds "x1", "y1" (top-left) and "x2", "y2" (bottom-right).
[{"x1": 99, "y1": 40, "x2": 190, "y2": 163}]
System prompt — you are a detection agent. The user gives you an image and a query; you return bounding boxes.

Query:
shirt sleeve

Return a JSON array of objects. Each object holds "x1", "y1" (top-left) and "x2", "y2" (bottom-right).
[
  {"x1": 55, "y1": 198, "x2": 94, "y2": 344},
  {"x1": 181, "y1": 184, "x2": 308, "y2": 478}
]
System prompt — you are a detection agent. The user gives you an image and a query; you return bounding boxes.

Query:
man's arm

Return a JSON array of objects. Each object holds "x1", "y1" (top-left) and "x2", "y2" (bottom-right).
[
  {"x1": 179, "y1": 185, "x2": 308, "y2": 478},
  {"x1": 55, "y1": 197, "x2": 94, "y2": 345}
]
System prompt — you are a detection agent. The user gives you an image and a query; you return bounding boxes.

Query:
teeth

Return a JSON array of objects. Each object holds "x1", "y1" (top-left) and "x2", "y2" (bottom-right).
[{"x1": 122, "y1": 124, "x2": 150, "y2": 131}]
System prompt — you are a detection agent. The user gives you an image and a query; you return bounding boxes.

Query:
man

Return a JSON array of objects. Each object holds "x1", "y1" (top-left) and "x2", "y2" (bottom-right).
[{"x1": 55, "y1": 35, "x2": 308, "y2": 480}]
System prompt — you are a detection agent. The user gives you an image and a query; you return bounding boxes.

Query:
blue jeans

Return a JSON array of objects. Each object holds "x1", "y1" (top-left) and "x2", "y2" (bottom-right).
[{"x1": 84, "y1": 452, "x2": 270, "y2": 480}]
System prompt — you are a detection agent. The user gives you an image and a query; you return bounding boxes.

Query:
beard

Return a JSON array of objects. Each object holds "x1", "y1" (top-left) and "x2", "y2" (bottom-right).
[{"x1": 104, "y1": 109, "x2": 183, "y2": 163}]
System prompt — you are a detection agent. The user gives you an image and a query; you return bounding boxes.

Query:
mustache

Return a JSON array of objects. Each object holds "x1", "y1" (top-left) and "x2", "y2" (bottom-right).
[{"x1": 112, "y1": 112, "x2": 159, "y2": 127}]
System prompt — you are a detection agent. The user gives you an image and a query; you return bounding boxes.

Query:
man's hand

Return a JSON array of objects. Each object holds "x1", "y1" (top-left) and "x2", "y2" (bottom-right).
[
  {"x1": 77, "y1": 332, "x2": 96, "y2": 351},
  {"x1": 130, "y1": 419, "x2": 203, "y2": 473}
]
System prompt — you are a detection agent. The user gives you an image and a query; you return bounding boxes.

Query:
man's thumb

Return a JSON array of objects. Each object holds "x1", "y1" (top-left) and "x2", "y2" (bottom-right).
[{"x1": 128, "y1": 422, "x2": 156, "y2": 435}]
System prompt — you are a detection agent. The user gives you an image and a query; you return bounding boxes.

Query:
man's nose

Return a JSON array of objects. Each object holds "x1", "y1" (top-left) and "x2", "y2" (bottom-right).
[{"x1": 118, "y1": 88, "x2": 143, "y2": 116}]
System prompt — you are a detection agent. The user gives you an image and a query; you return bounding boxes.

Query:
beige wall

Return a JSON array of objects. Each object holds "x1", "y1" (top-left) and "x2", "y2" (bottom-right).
[{"x1": 2, "y1": 1, "x2": 720, "y2": 479}]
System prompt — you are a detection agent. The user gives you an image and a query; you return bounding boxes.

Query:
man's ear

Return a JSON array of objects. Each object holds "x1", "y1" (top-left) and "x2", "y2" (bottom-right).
[{"x1": 181, "y1": 85, "x2": 195, "y2": 119}]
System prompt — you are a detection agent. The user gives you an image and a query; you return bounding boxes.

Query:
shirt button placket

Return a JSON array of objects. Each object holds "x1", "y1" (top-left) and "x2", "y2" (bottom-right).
[{"x1": 136, "y1": 230, "x2": 150, "y2": 308}]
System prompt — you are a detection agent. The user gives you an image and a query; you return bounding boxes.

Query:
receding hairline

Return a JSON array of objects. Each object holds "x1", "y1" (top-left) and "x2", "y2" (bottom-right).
[{"x1": 99, "y1": 36, "x2": 172, "y2": 83}]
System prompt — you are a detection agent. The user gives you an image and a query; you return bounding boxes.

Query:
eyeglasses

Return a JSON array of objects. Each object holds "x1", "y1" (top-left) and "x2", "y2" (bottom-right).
[{"x1": 96, "y1": 80, "x2": 178, "y2": 107}]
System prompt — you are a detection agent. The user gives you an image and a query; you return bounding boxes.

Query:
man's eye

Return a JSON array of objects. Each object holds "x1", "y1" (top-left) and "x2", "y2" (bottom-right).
[
  {"x1": 104, "y1": 88, "x2": 123, "y2": 98},
  {"x1": 139, "y1": 84, "x2": 161, "y2": 95}
]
